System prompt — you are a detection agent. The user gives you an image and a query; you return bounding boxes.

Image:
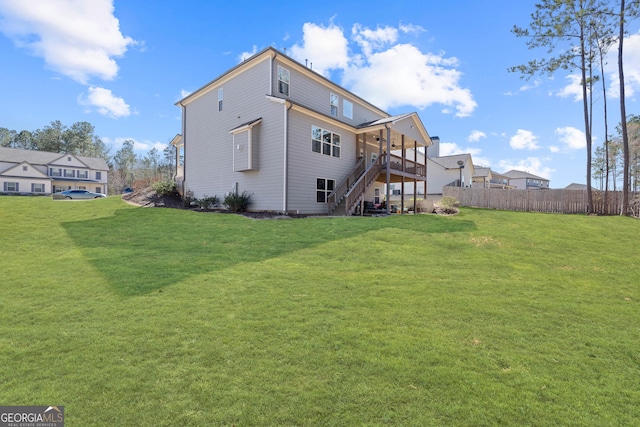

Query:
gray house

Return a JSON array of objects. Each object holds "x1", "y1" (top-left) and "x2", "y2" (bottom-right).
[
  {"x1": 175, "y1": 47, "x2": 432, "y2": 215},
  {"x1": 0, "y1": 147, "x2": 109, "y2": 195}
]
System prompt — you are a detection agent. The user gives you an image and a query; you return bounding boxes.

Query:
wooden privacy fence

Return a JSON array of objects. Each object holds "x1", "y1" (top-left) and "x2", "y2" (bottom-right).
[{"x1": 443, "y1": 187, "x2": 627, "y2": 215}]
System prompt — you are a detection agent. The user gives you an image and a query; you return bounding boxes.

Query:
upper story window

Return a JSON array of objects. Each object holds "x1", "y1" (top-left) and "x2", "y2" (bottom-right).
[
  {"x1": 311, "y1": 126, "x2": 340, "y2": 158},
  {"x1": 96, "y1": 171, "x2": 102, "y2": 180},
  {"x1": 64, "y1": 169, "x2": 75, "y2": 178},
  {"x1": 50, "y1": 168, "x2": 61, "y2": 177},
  {"x1": 330, "y1": 93, "x2": 338, "y2": 117},
  {"x1": 22, "y1": 165, "x2": 28, "y2": 171},
  {"x1": 343, "y1": 100, "x2": 353, "y2": 119},
  {"x1": 67, "y1": 156, "x2": 72, "y2": 161},
  {"x1": 218, "y1": 88, "x2": 223, "y2": 111},
  {"x1": 277, "y1": 66, "x2": 290, "y2": 96},
  {"x1": 77, "y1": 170, "x2": 88, "y2": 179}
]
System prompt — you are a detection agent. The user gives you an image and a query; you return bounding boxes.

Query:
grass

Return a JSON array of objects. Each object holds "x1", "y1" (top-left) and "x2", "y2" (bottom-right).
[{"x1": 0, "y1": 195, "x2": 638, "y2": 426}]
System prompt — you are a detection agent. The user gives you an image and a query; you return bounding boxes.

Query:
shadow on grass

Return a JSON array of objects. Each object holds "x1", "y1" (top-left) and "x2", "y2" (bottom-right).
[{"x1": 63, "y1": 208, "x2": 475, "y2": 296}]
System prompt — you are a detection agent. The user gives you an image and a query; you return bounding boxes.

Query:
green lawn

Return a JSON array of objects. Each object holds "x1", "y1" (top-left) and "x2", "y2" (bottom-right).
[{"x1": 1, "y1": 196, "x2": 638, "y2": 426}]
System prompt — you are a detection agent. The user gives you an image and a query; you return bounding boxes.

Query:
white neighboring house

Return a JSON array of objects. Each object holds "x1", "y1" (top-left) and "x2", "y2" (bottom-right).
[
  {"x1": 502, "y1": 170, "x2": 550, "y2": 190},
  {"x1": 0, "y1": 147, "x2": 109, "y2": 195}
]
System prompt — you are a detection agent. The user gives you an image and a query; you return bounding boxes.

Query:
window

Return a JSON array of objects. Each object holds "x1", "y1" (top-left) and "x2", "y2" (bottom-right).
[
  {"x1": 343, "y1": 100, "x2": 353, "y2": 119},
  {"x1": 77, "y1": 170, "x2": 88, "y2": 179},
  {"x1": 311, "y1": 126, "x2": 340, "y2": 158},
  {"x1": 277, "y1": 66, "x2": 290, "y2": 96},
  {"x1": 96, "y1": 171, "x2": 102, "y2": 180},
  {"x1": 22, "y1": 165, "x2": 28, "y2": 171},
  {"x1": 64, "y1": 169, "x2": 75, "y2": 178},
  {"x1": 179, "y1": 147, "x2": 184, "y2": 166},
  {"x1": 67, "y1": 156, "x2": 71, "y2": 161},
  {"x1": 330, "y1": 93, "x2": 338, "y2": 117},
  {"x1": 218, "y1": 88, "x2": 223, "y2": 111},
  {"x1": 95, "y1": 186, "x2": 102, "y2": 193},
  {"x1": 316, "y1": 178, "x2": 335, "y2": 203},
  {"x1": 78, "y1": 186, "x2": 86, "y2": 190},
  {"x1": 4, "y1": 182, "x2": 18, "y2": 192},
  {"x1": 50, "y1": 168, "x2": 61, "y2": 177},
  {"x1": 31, "y1": 183, "x2": 45, "y2": 193}
]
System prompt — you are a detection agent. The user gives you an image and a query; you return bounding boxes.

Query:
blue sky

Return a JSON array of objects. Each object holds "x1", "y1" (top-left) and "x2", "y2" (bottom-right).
[{"x1": 1, "y1": 0, "x2": 639, "y2": 188}]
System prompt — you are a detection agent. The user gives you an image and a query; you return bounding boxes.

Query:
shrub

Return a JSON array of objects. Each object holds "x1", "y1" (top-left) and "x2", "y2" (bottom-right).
[
  {"x1": 434, "y1": 196, "x2": 460, "y2": 215},
  {"x1": 195, "y1": 195, "x2": 219, "y2": 210},
  {"x1": 224, "y1": 190, "x2": 252, "y2": 212},
  {"x1": 152, "y1": 180, "x2": 178, "y2": 197},
  {"x1": 183, "y1": 190, "x2": 195, "y2": 208},
  {"x1": 439, "y1": 196, "x2": 460, "y2": 209}
]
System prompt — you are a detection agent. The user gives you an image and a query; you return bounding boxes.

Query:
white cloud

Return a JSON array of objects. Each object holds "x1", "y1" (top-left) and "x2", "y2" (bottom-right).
[
  {"x1": 102, "y1": 136, "x2": 166, "y2": 153},
  {"x1": 0, "y1": 0, "x2": 136, "y2": 84},
  {"x1": 606, "y1": 31, "x2": 640, "y2": 97},
  {"x1": 555, "y1": 126, "x2": 586, "y2": 150},
  {"x1": 78, "y1": 86, "x2": 130, "y2": 118},
  {"x1": 556, "y1": 74, "x2": 584, "y2": 102},
  {"x1": 498, "y1": 157, "x2": 554, "y2": 179},
  {"x1": 468, "y1": 130, "x2": 487, "y2": 142},
  {"x1": 509, "y1": 129, "x2": 540, "y2": 150},
  {"x1": 179, "y1": 89, "x2": 192, "y2": 99},
  {"x1": 399, "y1": 23, "x2": 426, "y2": 36},
  {"x1": 238, "y1": 45, "x2": 258, "y2": 62},
  {"x1": 290, "y1": 22, "x2": 350, "y2": 76},
  {"x1": 288, "y1": 21, "x2": 476, "y2": 117},
  {"x1": 520, "y1": 79, "x2": 541, "y2": 92}
]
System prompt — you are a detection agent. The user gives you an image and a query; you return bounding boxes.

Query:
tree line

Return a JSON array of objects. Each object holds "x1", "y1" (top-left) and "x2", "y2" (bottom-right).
[
  {"x1": 511, "y1": 0, "x2": 640, "y2": 215},
  {"x1": 1, "y1": 120, "x2": 176, "y2": 194}
]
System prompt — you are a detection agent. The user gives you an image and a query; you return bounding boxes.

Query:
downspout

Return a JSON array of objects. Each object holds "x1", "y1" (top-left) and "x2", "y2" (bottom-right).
[
  {"x1": 385, "y1": 123, "x2": 391, "y2": 214},
  {"x1": 283, "y1": 101, "x2": 292, "y2": 212},
  {"x1": 179, "y1": 101, "x2": 187, "y2": 199}
]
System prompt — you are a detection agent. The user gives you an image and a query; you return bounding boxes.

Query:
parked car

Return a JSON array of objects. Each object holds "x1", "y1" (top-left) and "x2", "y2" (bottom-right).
[
  {"x1": 122, "y1": 187, "x2": 134, "y2": 194},
  {"x1": 58, "y1": 189, "x2": 106, "y2": 199}
]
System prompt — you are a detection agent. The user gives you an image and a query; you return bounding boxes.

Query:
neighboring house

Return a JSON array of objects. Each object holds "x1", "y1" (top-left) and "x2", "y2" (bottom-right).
[
  {"x1": 170, "y1": 134, "x2": 184, "y2": 193},
  {"x1": 0, "y1": 147, "x2": 109, "y2": 195},
  {"x1": 488, "y1": 170, "x2": 514, "y2": 189},
  {"x1": 427, "y1": 153, "x2": 475, "y2": 194},
  {"x1": 565, "y1": 183, "x2": 587, "y2": 190},
  {"x1": 502, "y1": 170, "x2": 550, "y2": 190},
  {"x1": 175, "y1": 47, "x2": 432, "y2": 215}
]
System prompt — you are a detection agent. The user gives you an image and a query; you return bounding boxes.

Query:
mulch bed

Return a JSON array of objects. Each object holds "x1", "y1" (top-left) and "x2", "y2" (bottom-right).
[{"x1": 121, "y1": 188, "x2": 307, "y2": 219}]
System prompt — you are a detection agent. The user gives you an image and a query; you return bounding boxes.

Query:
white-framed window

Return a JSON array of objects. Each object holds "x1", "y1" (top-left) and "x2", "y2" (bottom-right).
[
  {"x1": 277, "y1": 66, "x2": 290, "y2": 96},
  {"x1": 50, "y1": 168, "x2": 61, "y2": 177},
  {"x1": 77, "y1": 170, "x2": 88, "y2": 179},
  {"x1": 64, "y1": 169, "x2": 75, "y2": 178},
  {"x1": 218, "y1": 88, "x2": 223, "y2": 111},
  {"x1": 371, "y1": 152, "x2": 378, "y2": 164},
  {"x1": 330, "y1": 93, "x2": 338, "y2": 117},
  {"x1": 343, "y1": 99, "x2": 353, "y2": 119},
  {"x1": 31, "y1": 183, "x2": 45, "y2": 193},
  {"x1": 96, "y1": 171, "x2": 102, "y2": 180},
  {"x1": 179, "y1": 146, "x2": 184, "y2": 166},
  {"x1": 311, "y1": 125, "x2": 340, "y2": 158},
  {"x1": 4, "y1": 182, "x2": 18, "y2": 192},
  {"x1": 316, "y1": 177, "x2": 335, "y2": 203}
]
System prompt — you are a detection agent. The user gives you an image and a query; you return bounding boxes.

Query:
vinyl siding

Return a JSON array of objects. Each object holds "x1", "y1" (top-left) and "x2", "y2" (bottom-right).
[
  {"x1": 287, "y1": 110, "x2": 358, "y2": 214},
  {"x1": 273, "y1": 58, "x2": 386, "y2": 127},
  {"x1": 184, "y1": 58, "x2": 286, "y2": 211}
]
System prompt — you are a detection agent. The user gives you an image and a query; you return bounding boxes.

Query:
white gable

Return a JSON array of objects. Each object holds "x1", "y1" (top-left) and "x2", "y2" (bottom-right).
[
  {"x1": 0, "y1": 161, "x2": 50, "y2": 179},
  {"x1": 49, "y1": 154, "x2": 90, "y2": 168}
]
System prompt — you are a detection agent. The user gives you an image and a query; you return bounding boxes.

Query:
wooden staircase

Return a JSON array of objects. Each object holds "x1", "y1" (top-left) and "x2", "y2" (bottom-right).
[{"x1": 327, "y1": 156, "x2": 383, "y2": 215}]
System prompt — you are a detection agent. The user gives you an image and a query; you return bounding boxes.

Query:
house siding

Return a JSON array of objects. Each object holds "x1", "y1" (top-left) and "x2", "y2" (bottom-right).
[
  {"x1": 184, "y1": 58, "x2": 286, "y2": 211},
  {"x1": 272, "y1": 57, "x2": 385, "y2": 127},
  {"x1": 286, "y1": 110, "x2": 358, "y2": 214}
]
